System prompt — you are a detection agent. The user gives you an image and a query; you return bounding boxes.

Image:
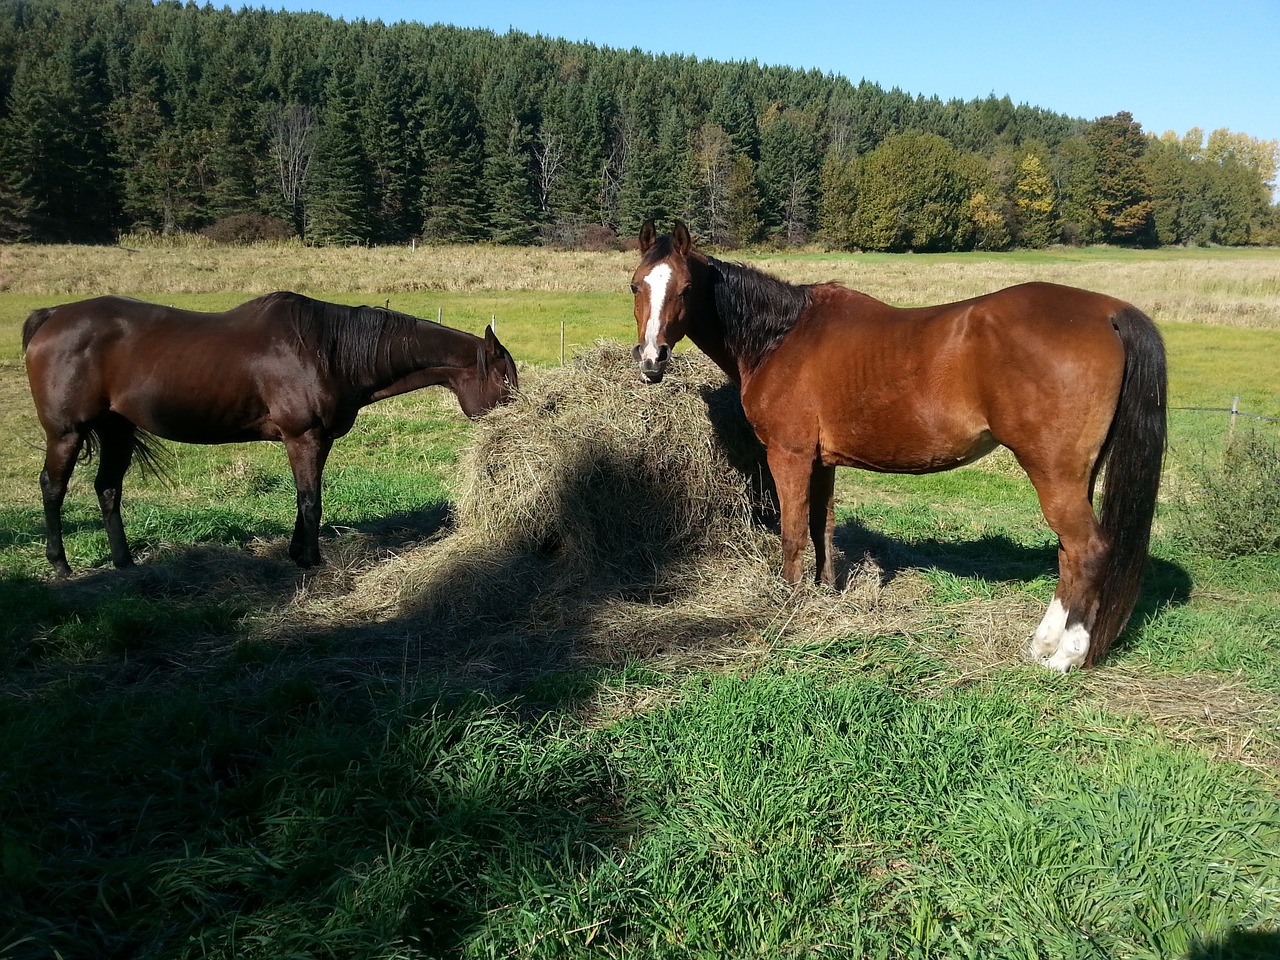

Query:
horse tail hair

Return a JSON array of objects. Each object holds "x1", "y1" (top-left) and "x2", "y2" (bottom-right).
[
  {"x1": 78, "y1": 424, "x2": 174, "y2": 485},
  {"x1": 22, "y1": 307, "x2": 56, "y2": 351},
  {"x1": 1088, "y1": 305, "x2": 1167, "y2": 665},
  {"x1": 129, "y1": 429, "x2": 174, "y2": 483}
]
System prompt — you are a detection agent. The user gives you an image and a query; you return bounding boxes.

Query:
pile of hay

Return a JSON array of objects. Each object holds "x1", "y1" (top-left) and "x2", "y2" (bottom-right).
[
  {"x1": 334, "y1": 345, "x2": 801, "y2": 659},
  {"x1": 453, "y1": 346, "x2": 777, "y2": 591}
]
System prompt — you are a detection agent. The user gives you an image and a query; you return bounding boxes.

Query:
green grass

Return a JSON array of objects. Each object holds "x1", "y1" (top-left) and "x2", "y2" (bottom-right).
[
  {"x1": 5, "y1": 649, "x2": 1277, "y2": 958},
  {"x1": 2, "y1": 249, "x2": 1279, "y2": 958}
]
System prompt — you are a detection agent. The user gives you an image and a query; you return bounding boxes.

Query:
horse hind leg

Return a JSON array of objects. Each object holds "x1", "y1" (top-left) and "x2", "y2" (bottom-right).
[
  {"x1": 1028, "y1": 481, "x2": 1109, "y2": 672},
  {"x1": 93, "y1": 418, "x2": 139, "y2": 568},
  {"x1": 39, "y1": 430, "x2": 85, "y2": 577}
]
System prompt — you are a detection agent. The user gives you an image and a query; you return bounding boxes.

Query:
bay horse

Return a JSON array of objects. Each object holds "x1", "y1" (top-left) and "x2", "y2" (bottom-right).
[
  {"x1": 23, "y1": 292, "x2": 517, "y2": 576},
  {"x1": 629, "y1": 221, "x2": 1166, "y2": 670}
]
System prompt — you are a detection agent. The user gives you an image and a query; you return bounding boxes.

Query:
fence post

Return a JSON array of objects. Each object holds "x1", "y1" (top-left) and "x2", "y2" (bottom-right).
[{"x1": 1228, "y1": 395, "x2": 1240, "y2": 449}]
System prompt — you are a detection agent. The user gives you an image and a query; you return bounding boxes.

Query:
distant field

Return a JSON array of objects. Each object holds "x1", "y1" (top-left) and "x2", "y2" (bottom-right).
[{"x1": 1, "y1": 242, "x2": 1278, "y2": 959}]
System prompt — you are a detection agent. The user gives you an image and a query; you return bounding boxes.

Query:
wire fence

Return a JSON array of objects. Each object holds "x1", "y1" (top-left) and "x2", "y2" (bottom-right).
[
  {"x1": 1170, "y1": 397, "x2": 1280, "y2": 452},
  {"x1": 1171, "y1": 398, "x2": 1280, "y2": 424}
]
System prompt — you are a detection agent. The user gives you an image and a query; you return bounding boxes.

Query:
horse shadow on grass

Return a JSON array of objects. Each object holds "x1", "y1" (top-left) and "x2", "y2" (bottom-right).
[{"x1": 1186, "y1": 928, "x2": 1280, "y2": 960}]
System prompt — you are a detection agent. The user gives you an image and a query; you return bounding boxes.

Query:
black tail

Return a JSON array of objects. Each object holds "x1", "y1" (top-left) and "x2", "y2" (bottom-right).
[
  {"x1": 1089, "y1": 305, "x2": 1167, "y2": 665},
  {"x1": 22, "y1": 307, "x2": 56, "y2": 350},
  {"x1": 79, "y1": 423, "x2": 174, "y2": 485}
]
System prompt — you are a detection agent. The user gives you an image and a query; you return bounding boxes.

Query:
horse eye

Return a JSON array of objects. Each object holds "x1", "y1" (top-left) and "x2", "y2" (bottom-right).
[
  {"x1": 629, "y1": 283, "x2": 639, "y2": 295},
  {"x1": 679, "y1": 285, "x2": 692, "y2": 298}
]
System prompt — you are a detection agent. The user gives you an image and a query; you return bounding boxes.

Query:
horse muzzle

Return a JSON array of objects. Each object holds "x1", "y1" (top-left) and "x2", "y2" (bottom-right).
[{"x1": 632, "y1": 342, "x2": 671, "y2": 384}]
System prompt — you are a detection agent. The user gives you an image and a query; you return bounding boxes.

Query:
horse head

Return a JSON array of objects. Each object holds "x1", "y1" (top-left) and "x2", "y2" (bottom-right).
[
  {"x1": 458, "y1": 326, "x2": 518, "y2": 418},
  {"x1": 630, "y1": 219, "x2": 696, "y2": 384}
]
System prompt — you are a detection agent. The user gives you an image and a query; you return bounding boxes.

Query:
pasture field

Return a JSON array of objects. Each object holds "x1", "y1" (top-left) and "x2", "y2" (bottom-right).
[{"x1": 1, "y1": 242, "x2": 1279, "y2": 959}]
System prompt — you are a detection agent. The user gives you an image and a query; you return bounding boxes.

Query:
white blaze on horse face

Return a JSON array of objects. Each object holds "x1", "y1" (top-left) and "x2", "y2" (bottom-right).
[{"x1": 640, "y1": 263, "x2": 673, "y2": 363}]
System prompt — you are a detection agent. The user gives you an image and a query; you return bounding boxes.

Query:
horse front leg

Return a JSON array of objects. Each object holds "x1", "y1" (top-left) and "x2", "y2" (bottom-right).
[
  {"x1": 767, "y1": 448, "x2": 814, "y2": 585},
  {"x1": 284, "y1": 431, "x2": 333, "y2": 568},
  {"x1": 40, "y1": 431, "x2": 84, "y2": 578},
  {"x1": 809, "y1": 464, "x2": 837, "y2": 587}
]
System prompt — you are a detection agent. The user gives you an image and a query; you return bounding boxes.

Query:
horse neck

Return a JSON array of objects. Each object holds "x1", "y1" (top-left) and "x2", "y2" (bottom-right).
[
  {"x1": 362, "y1": 320, "x2": 478, "y2": 400},
  {"x1": 685, "y1": 256, "x2": 749, "y2": 386},
  {"x1": 693, "y1": 255, "x2": 811, "y2": 386}
]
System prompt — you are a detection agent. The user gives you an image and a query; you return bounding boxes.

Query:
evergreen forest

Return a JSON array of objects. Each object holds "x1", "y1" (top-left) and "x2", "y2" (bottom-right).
[{"x1": 2, "y1": 0, "x2": 1277, "y2": 249}]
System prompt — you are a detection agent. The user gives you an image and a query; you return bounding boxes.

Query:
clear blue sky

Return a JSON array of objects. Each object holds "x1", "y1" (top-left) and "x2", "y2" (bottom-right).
[{"x1": 261, "y1": 0, "x2": 1280, "y2": 150}]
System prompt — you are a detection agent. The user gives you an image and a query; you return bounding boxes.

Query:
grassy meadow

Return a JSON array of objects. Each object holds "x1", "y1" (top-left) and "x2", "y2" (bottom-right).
[{"x1": 1, "y1": 239, "x2": 1279, "y2": 959}]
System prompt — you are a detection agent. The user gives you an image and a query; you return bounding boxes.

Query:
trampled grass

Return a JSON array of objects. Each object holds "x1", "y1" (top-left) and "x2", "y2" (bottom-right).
[{"x1": 1, "y1": 243, "x2": 1278, "y2": 958}]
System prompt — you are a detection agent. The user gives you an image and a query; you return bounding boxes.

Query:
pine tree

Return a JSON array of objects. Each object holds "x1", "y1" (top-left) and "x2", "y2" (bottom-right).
[
  {"x1": 1088, "y1": 112, "x2": 1154, "y2": 245},
  {"x1": 419, "y1": 72, "x2": 485, "y2": 242},
  {"x1": 758, "y1": 106, "x2": 819, "y2": 244},
  {"x1": 710, "y1": 72, "x2": 759, "y2": 159},
  {"x1": 0, "y1": 48, "x2": 116, "y2": 241},
  {"x1": 654, "y1": 105, "x2": 696, "y2": 226},
  {"x1": 306, "y1": 78, "x2": 375, "y2": 244},
  {"x1": 616, "y1": 129, "x2": 664, "y2": 238},
  {"x1": 357, "y1": 26, "x2": 424, "y2": 242},
  {"x1": 479, "y1": 61, "x2": 538, "y2": 244}
]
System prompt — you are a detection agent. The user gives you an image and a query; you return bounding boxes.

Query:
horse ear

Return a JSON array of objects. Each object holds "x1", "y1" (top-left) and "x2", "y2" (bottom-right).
[
  {"x1": 672, "y1": 220, "x2": 691, "y2": 255},
  {"x1": 484, "y1": 324, "x2": 499, "y2": 352},
  {"x1": 639, "y1": 219, "x2": 657, "y2": 253}
]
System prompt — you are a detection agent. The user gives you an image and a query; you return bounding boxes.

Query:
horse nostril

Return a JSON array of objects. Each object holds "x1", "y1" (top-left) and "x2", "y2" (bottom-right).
[{"x1": 656, "y1": 344, "x2": 671, "y2": 363}]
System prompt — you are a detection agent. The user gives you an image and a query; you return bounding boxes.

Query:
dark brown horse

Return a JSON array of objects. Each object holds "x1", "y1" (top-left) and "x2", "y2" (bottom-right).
[
  {"x1": 629, "y1": 221, "x2": 1165, "y2": 670},
  {"x1": 23, "y1": 291, "x2": 517, "y2": 576}
]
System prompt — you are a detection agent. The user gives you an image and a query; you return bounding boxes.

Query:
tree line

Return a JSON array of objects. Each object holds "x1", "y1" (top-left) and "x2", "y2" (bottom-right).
[{"x1": 1, "y1": 0, "x2": 1277, "y2": 249}]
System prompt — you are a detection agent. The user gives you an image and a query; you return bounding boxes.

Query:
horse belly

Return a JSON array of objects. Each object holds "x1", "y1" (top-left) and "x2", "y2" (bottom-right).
[
  {"x1": 822, "y1": 425, "x2": 998, "y2": 474},
  {"x1": 109, "y1": 373, "x2": 274, "y2": 444}
]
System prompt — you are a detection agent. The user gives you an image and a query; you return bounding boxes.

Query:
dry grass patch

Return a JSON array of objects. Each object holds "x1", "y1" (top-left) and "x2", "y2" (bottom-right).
[
  {"x1": 2, "y1": 241, "x2": 1277, "y2": 328},
  {"x1": 0, "y1": 240, "x2": 636, "y2": 297},
  {"x1": 753, "y1": 250, "x2": 1280, "y2": 328}
]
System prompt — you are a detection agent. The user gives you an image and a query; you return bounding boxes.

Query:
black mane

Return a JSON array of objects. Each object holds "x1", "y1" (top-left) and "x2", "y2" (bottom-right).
[
  {"x1": 264, "y1": 291, "x2": 440, "y2": 382},
  {"x1": 708, "y1": 258, "x2": 813, "y2": 371}
]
